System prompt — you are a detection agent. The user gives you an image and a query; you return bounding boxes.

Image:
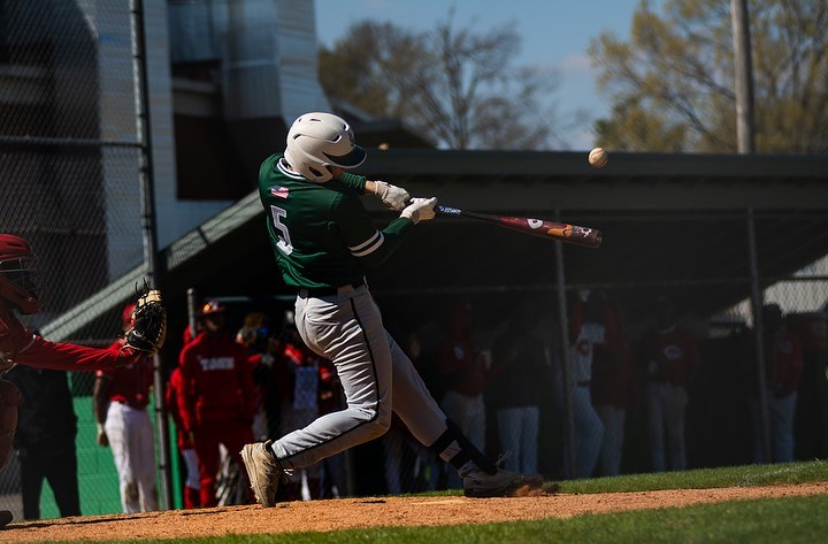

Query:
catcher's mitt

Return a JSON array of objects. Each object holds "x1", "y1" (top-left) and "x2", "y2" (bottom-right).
[{"x1": 125, "y1": 286, "x2": 167, "y2": 355}]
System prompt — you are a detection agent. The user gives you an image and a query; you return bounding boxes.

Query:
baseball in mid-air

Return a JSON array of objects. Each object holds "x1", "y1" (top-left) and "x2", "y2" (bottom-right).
[{"x1": 589, "y1": 147, "x2": 608, "y2": 168}]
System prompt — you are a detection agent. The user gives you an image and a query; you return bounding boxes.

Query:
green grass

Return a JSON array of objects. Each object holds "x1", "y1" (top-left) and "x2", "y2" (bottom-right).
[
  {"x1": 27, "y1": 460, "x2": 828, "y2": 544},
  {"x1": 556, "y1": 459, "x2": 828, "y2": 495}
]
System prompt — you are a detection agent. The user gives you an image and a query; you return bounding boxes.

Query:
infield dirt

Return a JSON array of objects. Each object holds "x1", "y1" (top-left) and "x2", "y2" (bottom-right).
[{"x1": 3, "y1": 482, "x2": 827, "y2": 542}]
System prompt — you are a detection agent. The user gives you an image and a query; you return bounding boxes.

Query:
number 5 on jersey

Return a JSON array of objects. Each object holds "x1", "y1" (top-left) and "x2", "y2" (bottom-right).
[{"x1": 270, "y1": 205, "x2": 294, "y2": 255}]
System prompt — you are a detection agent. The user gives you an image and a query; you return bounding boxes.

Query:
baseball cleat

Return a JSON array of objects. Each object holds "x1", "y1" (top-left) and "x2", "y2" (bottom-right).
[
  {"x1": 240, "y1": 440, "x2": 283, "y2": 507},
  {"x1": 462, "y1": 468, "x2": 545, "y2": 498},
  {"x1": 0, "y1": 509, "x2": 12, "y2": 529}
]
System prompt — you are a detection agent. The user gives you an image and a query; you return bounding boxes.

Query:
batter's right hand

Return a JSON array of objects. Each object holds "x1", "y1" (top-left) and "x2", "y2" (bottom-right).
[
  {"x1": 372, "y1": 180, "x2": 410, "y2": 211},
  {"x1": 97, "y1": 430, "x2": 109, "y2": 448},
  {"x1": 401, "y1": 197, "x2": 438, "y2": 224}
]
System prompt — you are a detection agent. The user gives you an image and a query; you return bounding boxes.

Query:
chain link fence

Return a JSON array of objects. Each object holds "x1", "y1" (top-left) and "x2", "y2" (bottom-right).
[
  {"x1": 183, "y1": 240, "x2": 827, "y2": 498},
  {"x1": 539, "y1": 212, "x2": 828, "y2": 481},
  {"x1": 1, "y1": 0, "x2": 150, "y2": 521}
]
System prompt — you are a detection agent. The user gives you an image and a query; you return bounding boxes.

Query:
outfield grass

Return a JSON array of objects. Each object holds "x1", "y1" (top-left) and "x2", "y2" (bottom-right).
[
  {"x1": 557, "y1": 459, "x2": 828, "y2": 495},
  {"x1": 29, "y1": 460, "x2": 828, "y2": 544}
]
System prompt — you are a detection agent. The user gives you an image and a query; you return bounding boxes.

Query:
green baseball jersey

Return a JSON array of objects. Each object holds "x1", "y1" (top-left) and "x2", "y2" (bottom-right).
[{"x1": 258, "y1": 153, "x2": 412, "y2": 291}]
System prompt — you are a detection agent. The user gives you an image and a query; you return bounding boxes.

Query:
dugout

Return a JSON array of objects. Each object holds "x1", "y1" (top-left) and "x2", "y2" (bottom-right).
[
  {"x1": 147, "y1": 149, "x2": 828, "y2": 323},
  {"x1": 40, "y1": 150, "x2": 828, "y2": 492}
]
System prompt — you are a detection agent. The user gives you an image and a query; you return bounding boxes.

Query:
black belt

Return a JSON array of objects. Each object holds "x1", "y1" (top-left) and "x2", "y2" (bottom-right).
[{"x1": 299, "y1": 279, "x2": 364, "y2": 298}]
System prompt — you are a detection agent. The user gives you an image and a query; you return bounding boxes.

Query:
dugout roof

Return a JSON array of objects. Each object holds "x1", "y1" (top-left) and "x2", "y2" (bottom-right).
[{"x1": 43, "y1": 150, "x2": 828, "y2": 344}]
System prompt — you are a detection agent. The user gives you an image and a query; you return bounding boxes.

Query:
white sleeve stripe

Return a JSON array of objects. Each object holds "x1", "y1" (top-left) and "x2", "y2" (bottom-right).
[
  {"x1": 348, "y1": 231, "x2": 381, "y2": 252},
  {"x1": 350, "y1": 232, "x2": 384, "y2": 257}
]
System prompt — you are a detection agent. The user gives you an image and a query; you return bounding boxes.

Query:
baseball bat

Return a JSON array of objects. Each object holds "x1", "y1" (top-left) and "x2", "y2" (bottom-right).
[{"x1": 435, "y1": 205, "x2": 602, "y2": 249}]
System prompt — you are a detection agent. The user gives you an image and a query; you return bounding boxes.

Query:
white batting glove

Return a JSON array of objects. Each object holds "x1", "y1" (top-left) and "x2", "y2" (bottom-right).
[
  {"x1": 401, "y1": 197, "x2": 438, "y2": 224},
  {"x1": 372, "y1": 180, "x2": 410, "y2": 211}
]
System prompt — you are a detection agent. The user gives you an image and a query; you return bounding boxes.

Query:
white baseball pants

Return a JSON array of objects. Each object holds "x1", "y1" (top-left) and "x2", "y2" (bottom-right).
[
  {"x1": 271, "y1": 285, "x2": 460, "y2": 471},
  {"x1": 749, "y1": 391, "x2": 797, "y2": 463},
  {"x1": 595, "y1": 405, "x2": 626, "y2": 476},
  {"x1": 647, "y1": 382, "x2": 688, "y2": 472},
  {"x1": 104, "y1": 402, "x2": 158, "y2": 513},
  {"x1": 496, "y1": 406, "x2": 539, "y2": 475},
  {"x1": 182, "y1": 448, "x2": 200, "y2": 490}
]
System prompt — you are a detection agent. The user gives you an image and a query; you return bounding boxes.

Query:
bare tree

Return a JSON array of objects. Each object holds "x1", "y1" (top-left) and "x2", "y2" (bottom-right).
[{"x1": 319, "y1": 11, "x2": 570, "y2": 150}]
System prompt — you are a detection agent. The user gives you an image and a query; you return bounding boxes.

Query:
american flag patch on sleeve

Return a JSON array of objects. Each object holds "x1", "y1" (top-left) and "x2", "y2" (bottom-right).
[{"x1": 270, "y1": 185, "x2": 289, "y2": 198}]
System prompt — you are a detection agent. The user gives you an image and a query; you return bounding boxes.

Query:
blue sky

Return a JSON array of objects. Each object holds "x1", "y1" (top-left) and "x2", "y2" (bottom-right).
[{"x1": 315, "y1": 0, "x2": 668, "y2": 150}]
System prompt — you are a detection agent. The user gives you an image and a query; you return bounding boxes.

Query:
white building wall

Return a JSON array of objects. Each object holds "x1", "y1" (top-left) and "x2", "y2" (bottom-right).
[
  {"x1": 88, "y1": 0, "x2": 330, "y2": 274},
  {"x1": 73, "y1": 0, "x2": 230, "y2": 279},
  {"x1": 219, "y1": 0, "x2": 329, "y2": 122},
  {"x1": 77, "y1": 0, "x2": 144, "y2": 280},
  {"x1": 144, "y1": 0, "x2": 230, "y2": 250}
]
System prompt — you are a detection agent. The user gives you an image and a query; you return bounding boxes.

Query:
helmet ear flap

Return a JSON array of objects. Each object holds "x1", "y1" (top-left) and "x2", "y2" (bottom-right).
[{"x1": 284, "y1": 145, "x2": 333, "y2": 183}]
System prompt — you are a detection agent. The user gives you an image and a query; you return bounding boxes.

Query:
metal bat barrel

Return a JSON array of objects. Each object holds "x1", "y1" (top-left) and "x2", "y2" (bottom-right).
[{"x1": 435, "y1": 205, "x2": 602, "y2": 249}]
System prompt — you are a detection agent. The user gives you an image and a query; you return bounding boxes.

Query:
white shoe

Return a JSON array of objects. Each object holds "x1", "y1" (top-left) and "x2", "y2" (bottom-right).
[{"x1": 240, "y1": 440, "x2": 283, "y2": 507}]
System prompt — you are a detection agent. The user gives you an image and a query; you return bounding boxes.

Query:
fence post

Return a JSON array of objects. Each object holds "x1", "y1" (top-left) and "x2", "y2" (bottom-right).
[
  {"x1": 747, "y1": 208, "x2": 772, "y2": 463},
  {"x1": 554, "y1": 217, "x2": 576, "y2": 479},
  {"x1": 132, "y1": 0, "x2": 173, "y2": 510}
]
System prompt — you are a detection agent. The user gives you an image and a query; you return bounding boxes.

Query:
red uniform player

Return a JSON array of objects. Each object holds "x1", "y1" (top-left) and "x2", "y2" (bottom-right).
[
  {"x1": 177, "y1": 300, "x2": 257, "y2": 507},
  {"x1": 747, "y1": 303, "x2": 803, "y2": 463},
  {"x1": 0, "y1": 234, "x2": 145, "y2": 528},
  {"x1": 589, "y1": 297, "x2": 635, "y2": 477},
  {"x1": 166, "y1": 365, "x2": 201, "y2": 508},
  {"x1": 93, "y1": 304, "x2": 158, "y2": 514},
  {"x1": 638, "y1": 295, "x2": 700, "y2": 472}
]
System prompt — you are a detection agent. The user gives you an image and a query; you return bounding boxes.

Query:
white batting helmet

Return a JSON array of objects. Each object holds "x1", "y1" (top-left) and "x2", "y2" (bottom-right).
[{"x1": 284, "y1": 112, "x2": 366, "y2": 183}]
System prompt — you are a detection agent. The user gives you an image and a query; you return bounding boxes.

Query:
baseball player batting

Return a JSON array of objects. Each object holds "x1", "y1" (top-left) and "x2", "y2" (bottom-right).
[{"x1": 240, "y1": 112, "x2": 544, "y2": 506}]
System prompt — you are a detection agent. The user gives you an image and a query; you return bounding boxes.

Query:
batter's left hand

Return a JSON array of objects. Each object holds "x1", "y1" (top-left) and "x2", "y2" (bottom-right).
[
  {"x1": 372, "y1": 180, "x2": 410, "y2": 211},
  {"x1": 401, "y1": 197, "x2": 438, "y2": 224}
]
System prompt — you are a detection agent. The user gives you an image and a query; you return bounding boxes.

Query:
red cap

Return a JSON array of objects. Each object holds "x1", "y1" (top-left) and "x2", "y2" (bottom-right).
[{"x1": 199, "y1": 299, "x2": 225, "y2": 317}]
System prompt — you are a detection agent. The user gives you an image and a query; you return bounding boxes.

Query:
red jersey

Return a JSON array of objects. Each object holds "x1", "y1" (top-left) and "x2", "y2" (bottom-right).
[
  {"x1": 166, "y1": 367, "x2": 193, "y2": 450},
  {"x1": 436, "y1": 335, "x2": 486, "y2": 397},
  {"x1": 591, "y1": 336, "x2": 636, "y2": 408},
  {"x1": 1, "y1": 299, "x2": 137, "y2": 372},
  {"x1": 177, "y1": 331, "x2": 257, "y2": 432},
  {"x1": 764, "y1": 330, "x2": 803, "y2": 397},
  {"x1": 95, "y1": 338, "x2": 154, "y2": 410},
  {"x1": 639, "y1": 325, "x2": 700, "y2": 387},
  {"x1": 568, "y1": 297, "x2": 624, "y2": 385}
]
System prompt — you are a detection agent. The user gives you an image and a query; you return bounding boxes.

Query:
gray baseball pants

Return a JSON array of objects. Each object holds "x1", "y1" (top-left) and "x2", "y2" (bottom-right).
[{"x1": 269, "y1": 284, "x2": 460, "y2": 471}]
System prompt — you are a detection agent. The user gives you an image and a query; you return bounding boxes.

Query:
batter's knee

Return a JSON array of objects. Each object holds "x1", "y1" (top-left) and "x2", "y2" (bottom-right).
[{"x1": 357, "y1": 405, "x2": 392, "y2": 440}]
